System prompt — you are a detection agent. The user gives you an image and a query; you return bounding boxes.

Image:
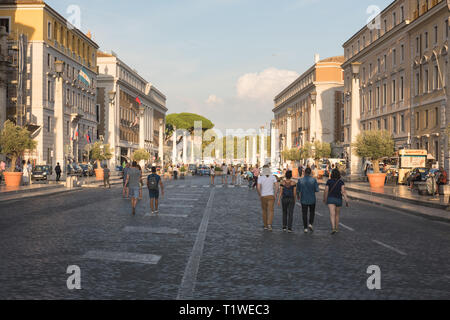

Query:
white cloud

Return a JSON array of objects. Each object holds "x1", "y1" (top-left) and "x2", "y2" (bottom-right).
[
  {"x1": 205, "y1": 94, "x2": 224, "y2": 105},
  {"x1": 236, "y1": 67, "x2": 299, "y2": 102}
]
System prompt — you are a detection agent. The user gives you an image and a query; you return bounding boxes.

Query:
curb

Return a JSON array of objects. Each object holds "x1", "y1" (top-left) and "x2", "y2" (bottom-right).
[{"x1": 0, "y1": 187, "x2": 84, "y2": 204}]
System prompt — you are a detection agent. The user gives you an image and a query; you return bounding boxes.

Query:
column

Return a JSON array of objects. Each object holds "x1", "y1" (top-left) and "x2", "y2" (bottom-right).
[
  {"x1": 190, "y1": 136, "x2": 194, "y2": 164},
  {"x1": 54, "y1": 76, "x2": 65, "y2": 178},
  {"x1": 139, "y1": 107, "x2": 145, "y2": 150},
  {"x1": 107, "y1": 90, "x2": 117, "y2": 168},
  {"x1": 350, "y1": 63, "x2": 362, "y2": 177},
  {"x1": 172, "y1": 126, "x2": 177, "y2": 165},
  {"x1": 159, "y1": 119, "x2": 164, "y2": 167},
  {"x1": 271, "y1": 120, "x2": 276, "y2": 166},
  {"x1": 286, "y1": 109, "x2": 292, "y2": 150},
  {"x1": 252, "y1": 134, "x2": 257, "y2": 166},
  {"x1": 183, "y1": 131, "x2": 188, "y2": 164},
  {"x1": 260, "y1": 126, "x2": 265, "y2": 166},
  {"x1": 246, "y1": 138, "x2": 250, "y2": 164}
]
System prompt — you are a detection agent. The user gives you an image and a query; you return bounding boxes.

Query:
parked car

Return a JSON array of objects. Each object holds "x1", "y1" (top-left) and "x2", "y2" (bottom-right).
[
  {"x1": 31, "y1": 165, "x2": 51, "y2": 181},
  {"x1": 67, "y1": 163, "x2": 83, "y2": 177},
  {"x1": 405, "y1": 168, "x2": 428, "y2": 186},
  {"x1": 271, "y1": 167, "x2": 283, "y2": 180},
  {"x1": 43, "y1": 165, "x2": 53, "y2": 176},
  {"x1": 188, "y1": 164, "x2": 198, "y2": 175},
  {"x1": 198, "y1": 165, "x2": 210, "y2": 176},
  {"x1": 80, "y1": 164, "x2": 94, "y2": 177}
]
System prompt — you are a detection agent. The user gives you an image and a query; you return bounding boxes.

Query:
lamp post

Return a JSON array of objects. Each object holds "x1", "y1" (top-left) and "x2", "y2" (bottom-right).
[
  {"x1": 309, "y1": 91, "x2": 317, "y2": 142},
  {"x1": 108, "y1": 90, "x2": 116, "y2": 168},
  {"x1": 159, "y1": 119, "x2": 164, "y2": 169},
  {"x1": 349, "y1": 62, "x2": 362, "y2": 179},
  {"x1": 54, "y1": 60, "x2": 65, "y2": 180}
]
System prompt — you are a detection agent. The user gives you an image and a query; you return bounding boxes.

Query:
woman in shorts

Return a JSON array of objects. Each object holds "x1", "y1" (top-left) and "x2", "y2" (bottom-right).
[{"x1": 323, "y1": 169, "x2": 349, "y2": 235}]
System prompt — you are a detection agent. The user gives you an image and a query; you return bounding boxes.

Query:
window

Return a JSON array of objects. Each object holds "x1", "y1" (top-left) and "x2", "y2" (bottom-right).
[
  {"x1": 369, "y1": 90, "x2": 372, "y2": 110},
  {"x1": 47, "y1": 116, "x2": 51, "y2": 132},
  {"x1": 383, "y1": 54, "x2": 387, "y2": 71},
  {"x1": 369, "y1": 63, "x2": 372, "y2": 77},
  {"x1": 435, "y1": 107, "x2": 439, "y2": 126},
  {"x1": 416, "y1": 37, "x2": 419, "y2": 54},
  {"x1": 434, "y1": 25, "x2": 438, "y2": 44},
  {"x1": 425, "y1": 110, "x2": 429, "y2": 128},
  {"x1": 400, "y1": 76, "x2": 404, "y2": 100},
  {"x1": 393, "y1": 12, "x2": 397, "y2": 27},
  {"x1": 416, "y1": 73, "x2": 420, "y2": 95},
  {"x1": 393, "y1": 49, "x2": 397, "y2": 66},
  {"x1": 384, "y1": 19, "x2": 387, "y2": 33},
  {"x1": 401, "y1": 44, "x2": 405, "y2": 62},
  {"x1": 47, "y1": 54, "x2": 51, "y2": 68},
  {"x1": 383, "y1": 83, "x2": 387, "y2": 105},
  {"x1": 446, "y1": 19, "x2": 449, "y2": 39},
  {"x1": 47, "y1": 21, "x2": 52, "y2": 39},
  {"x1": 369, "y1": 122, "x2": 372, "y2": 131},
  {"x1": 0, "y1": 17, "x2": 10, "y2": 33},
  {"x1": 416, "y1": 112, "x2": 420, "y2": 129},
  {"x1": 400, "y1": 114, "x2": 405, "y2": 132},
  {"x1": 393, "y1": 116, "x2": 397, "y2": 134},
  {"x1": 96, "y1": 104, "x2": 100, "y2": 123},
  {"x1": 400, "y1": 6, "x2": 404, "y2": 22},
  {"x1": 392, "y1": 79, "x2": 396, "y2": 103},
  {"x1": 384, "y1": 118, "x2": 388, "y2": 130},
  {"x1": 66, "y1": 121, "x2": 70, "y2": 136},
  {"x1": 424, "y1": 69, "x2": 429, "y2": 93},
  {"x1": 377, "y1": 58, "x2": 381, "y2": 73},
  {"x1": 377, "y1": 119, "x2": 381, "y2": 130},
  {"x1": 434, "y1": 65, "x2": 439, "y2": 89},
  {"x1": 376, "y1": 86, "x2": 380, "y2": 107},
  {"x1": 47, "y1": 80, "x2": 52, "y2": 101},
  {"x1": 425, "y1": 32, "x2": 428, "y2": 49}
]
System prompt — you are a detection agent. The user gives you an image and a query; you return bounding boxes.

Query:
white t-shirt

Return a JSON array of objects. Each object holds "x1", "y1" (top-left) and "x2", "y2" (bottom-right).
[
  {"x1": 258, "y1": 175, "x2": 278, "y2": 197},
  {"x1": 222, "y1": 165, "x2": 228, "y2": 173}
]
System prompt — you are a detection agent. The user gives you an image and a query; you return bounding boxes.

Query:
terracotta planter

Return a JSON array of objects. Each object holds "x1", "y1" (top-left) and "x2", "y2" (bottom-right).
[
  {"x1": 367, "y1": 173, "x2": 386, "y2": 189},
  {"x1": 94, "y1": 169, "x2": 104, "y2": 181},
  {"x1": 3, "y1": 172, "x2": 23, "y2": 187}
]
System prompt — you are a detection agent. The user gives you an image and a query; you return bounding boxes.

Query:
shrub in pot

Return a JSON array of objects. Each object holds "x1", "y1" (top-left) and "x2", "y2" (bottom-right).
[
  {"x1": 0, "y1": 121, "x2": 37, "y2": 187},
  {"x1": 353, "y1": 130, "x2": 394, "y2": 188},
  {"x1": 132, "y1": 149, "x2": 150, "y2": 169},
  {"x1": 90, "y1": 142, "x2": 113, "y2": 180}
]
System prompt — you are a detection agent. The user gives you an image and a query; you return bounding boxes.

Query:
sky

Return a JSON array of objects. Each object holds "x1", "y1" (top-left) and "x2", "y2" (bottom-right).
[{"x1": 47, "y1": 0, "x2": 392, "y2": 132}]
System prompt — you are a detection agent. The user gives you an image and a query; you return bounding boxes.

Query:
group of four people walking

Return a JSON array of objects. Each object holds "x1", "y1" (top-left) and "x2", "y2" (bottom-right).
[{"x1": 258, "y1": 165, "x2": 350, "y2": 235}]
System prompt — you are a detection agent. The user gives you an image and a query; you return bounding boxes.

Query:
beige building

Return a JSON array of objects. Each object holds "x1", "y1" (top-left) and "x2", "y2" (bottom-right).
[
  {"x1": 273, "y1": 55, "x2": 345, "y2": 159},
  {"x1": 0, "y1": 0, "x2": 99, "y2": 169},
  {"x1": 342, "y1": 0, "x2": 449, "y2": 176},
  {"x1": 97, "y1": 51, "x2": 167, "y2": 168}
]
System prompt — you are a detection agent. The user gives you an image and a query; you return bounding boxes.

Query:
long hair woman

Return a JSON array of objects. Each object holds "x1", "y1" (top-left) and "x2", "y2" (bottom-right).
[
  {"x1": 323, "y1": 169, "x2": 349, "y2": 235},
  {"x1": 277, "y1": 170, "x2": 297, "y2": 233}
]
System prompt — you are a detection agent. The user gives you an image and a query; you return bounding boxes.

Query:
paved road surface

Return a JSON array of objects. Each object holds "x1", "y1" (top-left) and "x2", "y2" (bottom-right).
[{"x1": 0, "y1": 176, "x2": 449, "y2": 299}]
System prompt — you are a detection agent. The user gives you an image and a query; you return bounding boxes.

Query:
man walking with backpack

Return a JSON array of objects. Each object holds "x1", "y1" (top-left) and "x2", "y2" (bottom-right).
[{"x1": 147, "y1": 166, "x2": 164, "y2": 214}]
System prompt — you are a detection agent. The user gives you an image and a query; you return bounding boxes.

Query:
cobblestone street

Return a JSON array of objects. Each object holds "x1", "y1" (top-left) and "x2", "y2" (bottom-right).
[{"x1": 0, "y1": 176, "x2": 449, "y2": 300}]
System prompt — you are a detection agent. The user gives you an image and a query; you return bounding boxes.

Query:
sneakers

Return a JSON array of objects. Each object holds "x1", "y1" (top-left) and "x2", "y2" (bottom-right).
[
  {"x1": 268, "y1": 225, "x2": 273, "y2": 232},
  {"x1": 331, "y1": 229, "x2": 337, "y2": 235},
  {"x1": 304, "y1": 229, "x2": 309, "y2": 234},
  {"x1": 282, "y1": 228, "x2": 287, "y2": 232},
  {"x1": 308, "y1": 224, "x2": 314, "y2": 232},
  {"x1": 155, "y1": 210, "x2": 159, "y2": 214},
  {"x1": 263, "y1": 226, "x2": 268, "y2": 231},
  {"x1": 288, "y1": 229, "x2": 293, "y2": 233}
]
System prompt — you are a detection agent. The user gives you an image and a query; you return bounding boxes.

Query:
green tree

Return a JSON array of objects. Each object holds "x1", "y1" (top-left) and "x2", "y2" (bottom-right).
[
  {"x1": 90, "y1": 142, "x2": 113, "y2": 169},
  {"x1": 312, "y1": 141, "x2": 331, "y2": 166},
  {"x1": 352, "y1": 130, "x2": 394, "y2": 174},
  {"x1": 0, "y1": 120, "x2": 37, "y2": 172},
  {"x1": 282, "y1": 148, "x2": 301, "y2": 162},
  {"x1": 165, "y1": 113, "x2": 214, "y2": 142},
  {"x1": 132, "y1": 149, "x2": 150, "y2": 162}
]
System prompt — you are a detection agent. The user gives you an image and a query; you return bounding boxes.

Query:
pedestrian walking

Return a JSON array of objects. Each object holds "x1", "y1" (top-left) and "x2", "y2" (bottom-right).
[
  {"x1": 147, "y1": 166, "x2": 164, "y2": 214},
  {"x1": 55, "y1": 163, "x2": 62, "y2": 182},
  {"x1": 0, "y1": 160, "x2": 5, "y2": 184},
  {"x1": 323, "y1": 169, "x2": 349, "y2": 235},
  {"x1": 221, "y1": 163, "x2": 228, "y2": 185},
  {"x1": 174, "y1": 165, "x2": 179, "y2": 180},
  {"x1": 257, "y1": 166, "x2": 279, "y2": 231},
  {"x1": 252, "y1": 165, "x2": 260, "y2": 189},
  {"x1": 210, "y1": 165, "x2": 216, "y2": 185},
  {"x1": 277, "y1": 170, "x2": 297, "y2": 233},
  {"x1": 297, "y1": 167, "x2": 319, "y2": 233},
  {"x1": 123, "y1": 162, "x2": 130, "y2": 198},
  {"x1": 123, "y1": 161, "x2": 142, "y2": 215},
  {"x1": 137, "y1": 164, "x2": 143, "y2": 200},
  {"x1": 232, "y1": 165, "x2": 237, "y2": 185},
  {"x1": 26, "y1": 160, "x2": 32, "y2": 185},
  {"x1": 103, "y1": 165, "x2": 111, "y2": 188}
]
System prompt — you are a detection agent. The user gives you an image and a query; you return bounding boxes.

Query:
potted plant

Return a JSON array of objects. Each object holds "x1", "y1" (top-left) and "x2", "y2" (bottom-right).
[
  {"x1": 180, "y1": 165, "x2": 186, "y2": 179},
  {"x1": 132, "y1": 149, "x2": 150, "y2": 168},
  {"x1": 90, "y1": 142, "x2": 113, "y2": 181},
  {"x1": 353, "y1": 130, "x2": 394, "y2": 188},
  {"x1": 0, "y1": 121, "x2": 37, "y2": 187},
  {"x1": 312, "y1": 141, "x2": 331, "y2": 179}
]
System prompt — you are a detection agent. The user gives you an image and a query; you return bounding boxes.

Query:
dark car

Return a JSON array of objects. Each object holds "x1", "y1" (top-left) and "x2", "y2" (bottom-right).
[
  {"x1": 188, "y1": 164, "x2": 198, "y2": 175},
  {"x1": 67, "y1": 163, "x2": 83, "y2": 177},
  {"x1": 406, "y1": 168, "x2": 428, "y2": 185},
  {"x1": 80, "y1": 164, "x2": 94, "y2": 177},
  {"x1": 31, "y1": 165, "x2": 51, "y2": 181}
]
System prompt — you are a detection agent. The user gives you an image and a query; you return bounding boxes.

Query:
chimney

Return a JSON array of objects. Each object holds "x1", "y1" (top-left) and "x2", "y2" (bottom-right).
[{"x1": 314, "y1": 53, "x2": 320, "y2": 64}]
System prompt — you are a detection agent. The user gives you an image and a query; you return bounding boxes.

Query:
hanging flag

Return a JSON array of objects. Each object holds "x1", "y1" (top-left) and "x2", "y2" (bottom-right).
[
  {"x1": 78, "y1": 67, "x2": 91, "y2": 86},
  {"x1": 135, "y1": 96, "x2": 142, "y2": 105},
  {"x1": 74, "y1": 126, "x2": 79, "y2": 141},
  {"x1": 86, "y1": 132, "x2": 91, "y2": 144}
]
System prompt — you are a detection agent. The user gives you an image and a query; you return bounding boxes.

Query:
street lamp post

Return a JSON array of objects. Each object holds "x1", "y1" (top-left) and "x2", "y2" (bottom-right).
[
  {"x1": 54, "y1": 60, "x2": 65, "y2": 180},
  {"x1": 309, "y1": 91, "x2": 317, "y2": 142},
  {"x1": 108, "y1": 90, "x2": 116, "y2": 168},
  {"x1": 349, "y1": 62, "x2": 362, "y2": 179}
]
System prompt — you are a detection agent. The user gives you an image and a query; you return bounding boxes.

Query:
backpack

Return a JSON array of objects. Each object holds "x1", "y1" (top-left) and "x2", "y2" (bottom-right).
[{"x1": 148, "y1": 175, "x2": 159, "y2": 190}]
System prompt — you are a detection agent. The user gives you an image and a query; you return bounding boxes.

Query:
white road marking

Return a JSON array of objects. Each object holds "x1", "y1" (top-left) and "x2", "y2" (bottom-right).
[
  {"x1": 179, "y1": 185, "x2": 186, "y2": 188},
  {"x1": 123, "y1": 226, "x2": 179, "y2": 234},
  {"x1": 177, "y1": 188, "x2": 215, "y2": 300},
  {"x1": 160, "y1": 204, "x2": 194, "y2": 208},
  {"x1": 83, "y1": 250, "x2": 161, "y2": 265},
  {"x1": 167, "y1": 198, "x2": 199, "y2": 201},
  {"x1": 144, "y1": 213, "x2": 188, "y2": 218},
  {"x1": 339, "y1": 223, "x2": 354, "y2": 232},
  {"x1": 372, "y1": 240, "x2": 407, "y2": 256}
]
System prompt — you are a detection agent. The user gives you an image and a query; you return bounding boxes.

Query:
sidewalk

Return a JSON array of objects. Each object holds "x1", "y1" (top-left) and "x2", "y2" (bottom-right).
[{"x1": 318, "y1": 179, "x2": 450, "y2": 222}]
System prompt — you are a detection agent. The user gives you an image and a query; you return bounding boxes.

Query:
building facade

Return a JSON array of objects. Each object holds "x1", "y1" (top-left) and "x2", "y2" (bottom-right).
[
  {"x1": 342, "y1": 0, "x2": 449, "y2": 176},
  {"x1": 0, "y1": 0, "x2": 99, "y2": 168},
  {"x1": 273, "y1": 55, "x2": 345, "y2": 155},
  {"x1": 96, "y1": 51, "x2": 167, "y2": 168},
  {"x1": 0, "y1": 25, "x2": 8, "y2": 138}
]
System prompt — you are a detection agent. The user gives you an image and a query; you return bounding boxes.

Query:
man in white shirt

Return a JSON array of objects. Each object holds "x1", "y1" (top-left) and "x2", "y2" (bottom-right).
[{"x1": 257, "y1": 166, "x2": 279, "y2": 231}]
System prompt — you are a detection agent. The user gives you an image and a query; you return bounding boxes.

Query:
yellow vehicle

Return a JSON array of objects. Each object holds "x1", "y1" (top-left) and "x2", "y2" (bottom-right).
[{"x1": 398, "y1": 150, "x2": 427, "y2": 184}]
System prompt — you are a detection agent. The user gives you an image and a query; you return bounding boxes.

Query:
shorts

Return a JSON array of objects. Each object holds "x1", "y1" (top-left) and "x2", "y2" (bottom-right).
[
  {"x1": 129, "y1": 187, "x2": 140, "y2": 198},
  {"x1": 327, "y1": 197, "x2": 343, "y2": 207},
  {"x1": 149, "y1": 189, "x2": 159, "y2": 199}
]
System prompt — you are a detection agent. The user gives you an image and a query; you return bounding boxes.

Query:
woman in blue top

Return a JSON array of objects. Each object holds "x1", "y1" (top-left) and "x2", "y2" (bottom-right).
[{"x1": 323, "y1": 169, "x2": 349, "y2": 235}]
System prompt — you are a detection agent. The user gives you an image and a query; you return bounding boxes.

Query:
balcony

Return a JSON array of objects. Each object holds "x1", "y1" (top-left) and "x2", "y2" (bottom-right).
[{"x1": 70, "y1": 106, "x2": 84, "y2": 123}]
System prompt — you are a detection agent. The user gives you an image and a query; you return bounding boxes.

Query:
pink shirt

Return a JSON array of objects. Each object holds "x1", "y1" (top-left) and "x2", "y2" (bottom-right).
[{"x1": 252, "y1": 168, "x2": 260, "y2": 177}]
